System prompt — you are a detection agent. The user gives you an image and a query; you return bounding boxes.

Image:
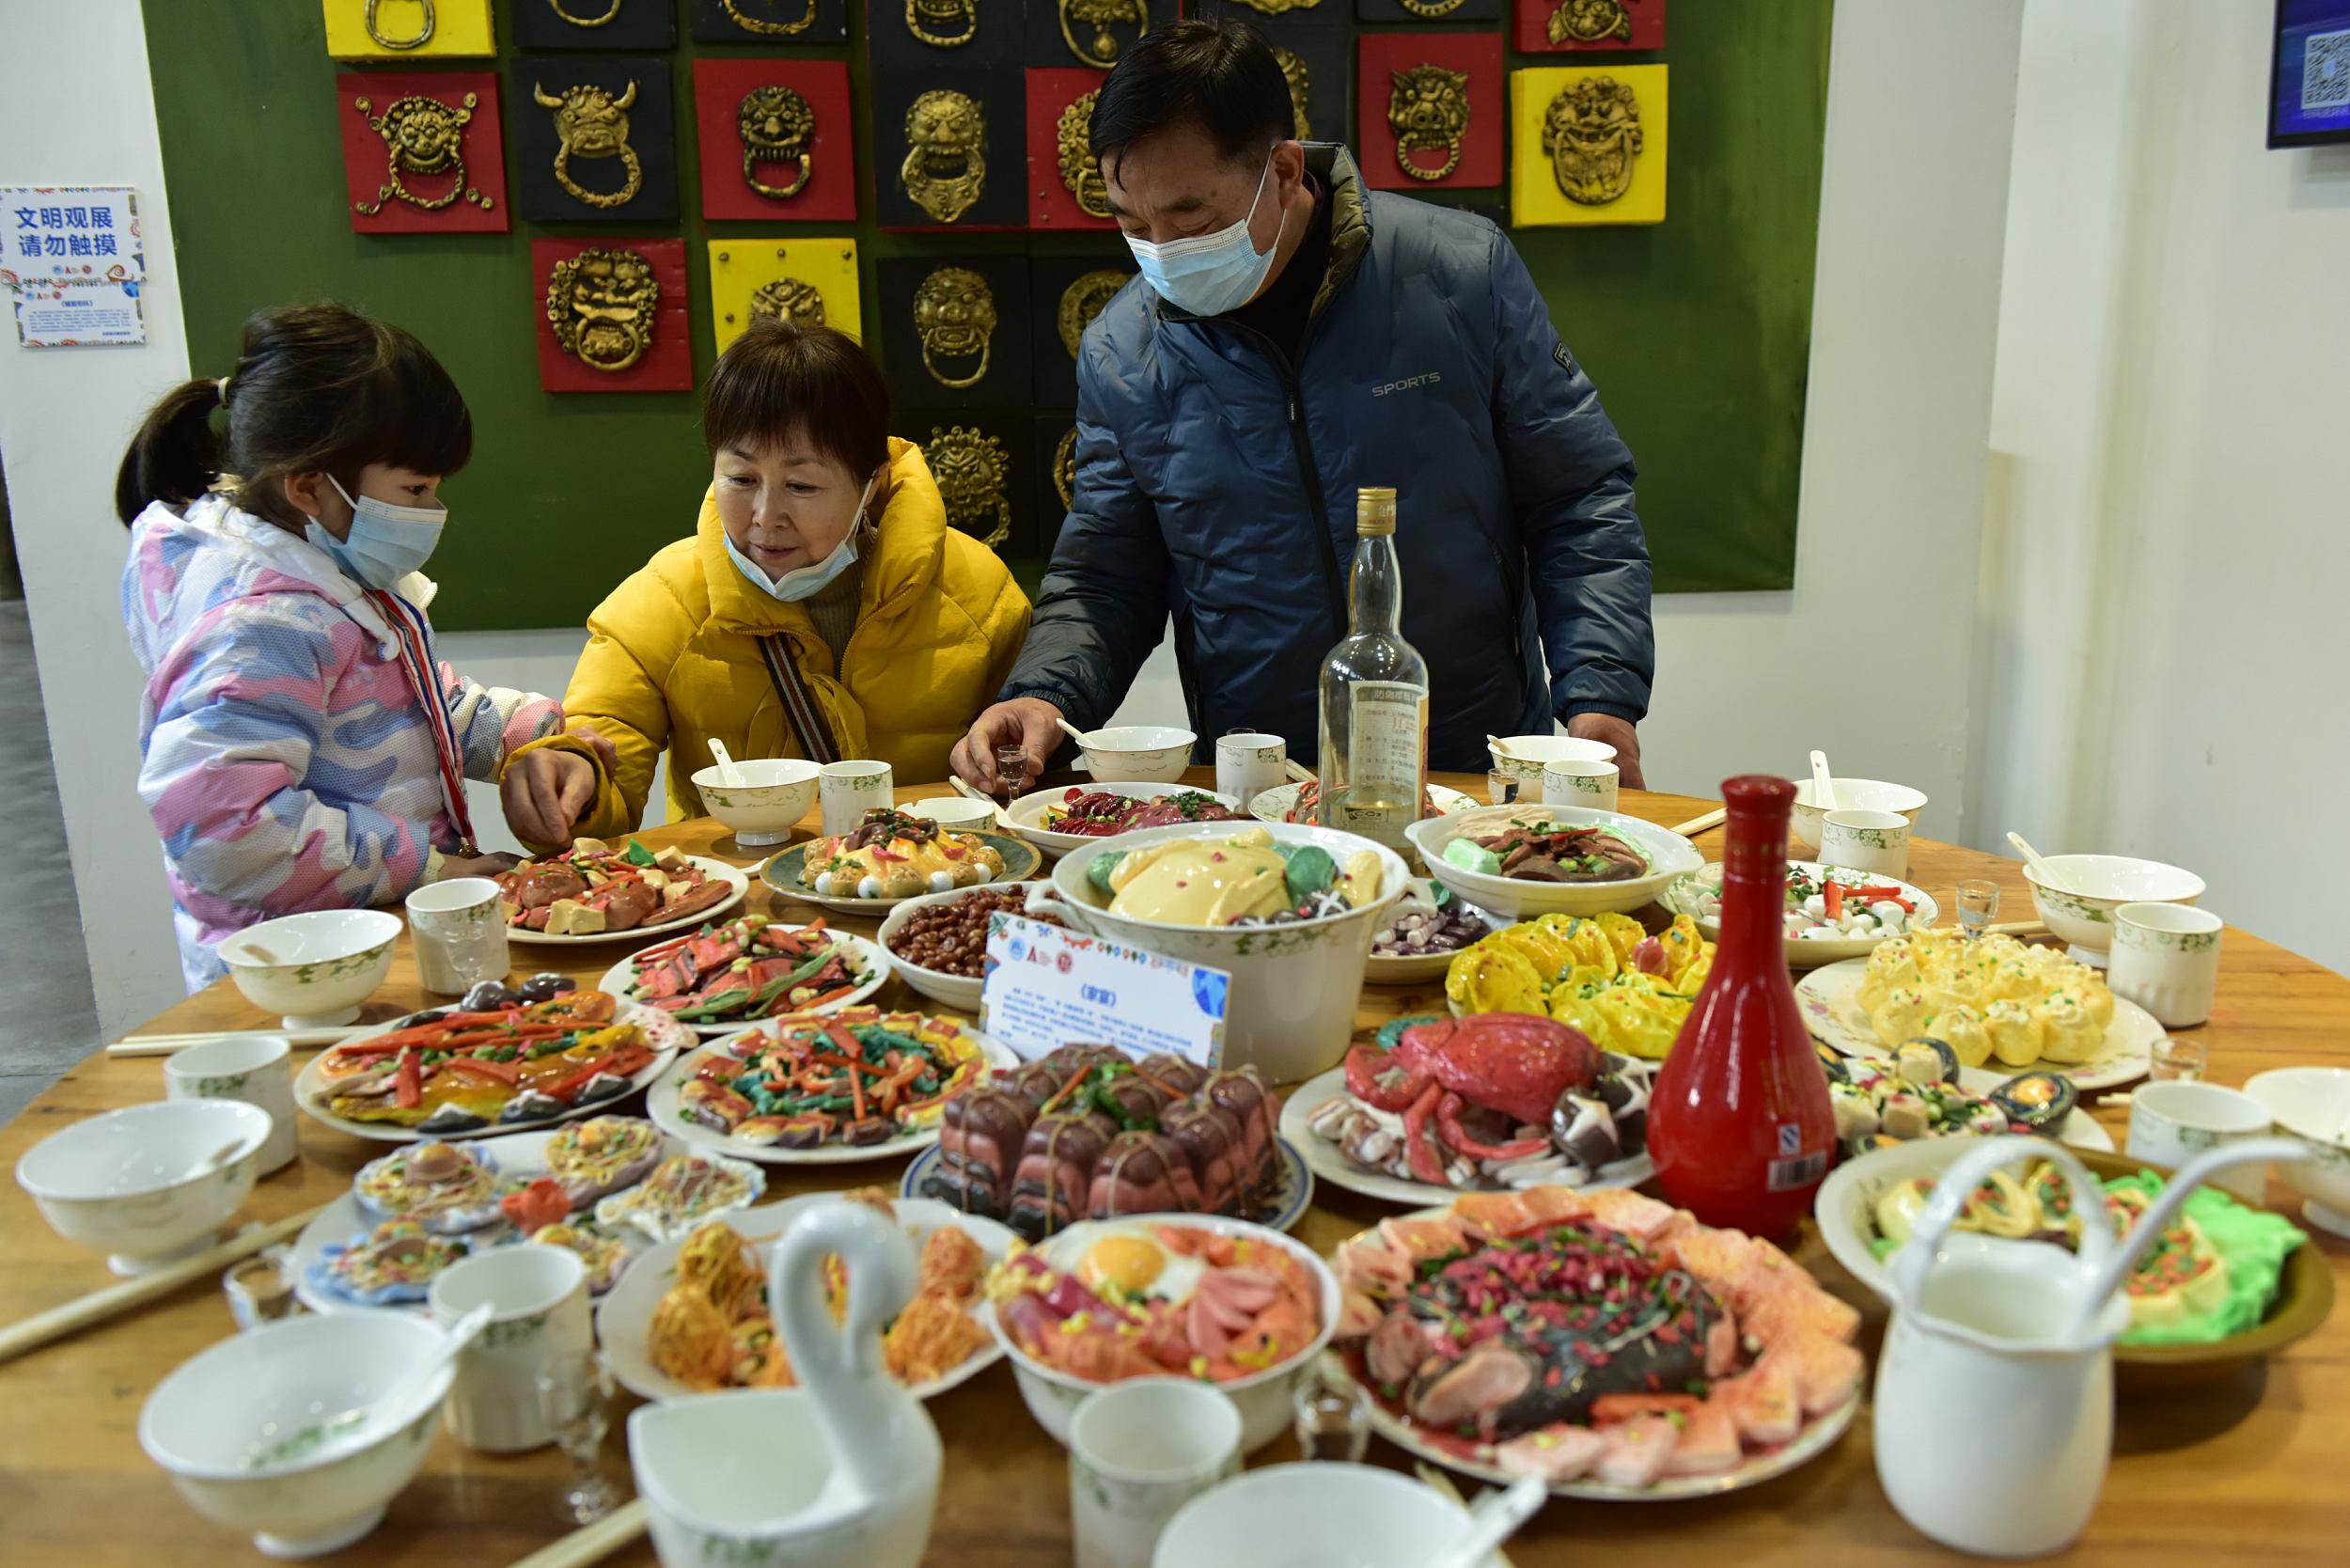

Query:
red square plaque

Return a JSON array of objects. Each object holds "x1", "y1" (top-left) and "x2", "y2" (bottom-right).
[
  {"x1": 692, "y1": 58, "x2": 858, "y2": 224},
  {"x1": 531, "y1": 238, "x2": 692, "y2": 394},
  {"x1": 1026, "y1": 68, "x2": 1118, "y2": 231},
  {"x1": 1357, "y1": 33, "x2": 1505, "y2": 192},
  {"x1": 336, "y1": 71, "x2": 509, "y2": 234},
  {"x1": 1515, "y1": 0, "x2": 1667, "y2": 55}
]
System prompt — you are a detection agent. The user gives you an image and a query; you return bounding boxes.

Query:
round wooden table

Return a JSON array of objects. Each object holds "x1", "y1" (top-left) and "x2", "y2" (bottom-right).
[{"x1": 4, "y1": 776, "x2": 2342, "y2": 1567}]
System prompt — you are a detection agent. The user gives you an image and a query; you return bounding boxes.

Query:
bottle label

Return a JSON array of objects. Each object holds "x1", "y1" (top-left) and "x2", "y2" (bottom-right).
[
  {"x1": 1765, "y1": 1121, "x2": 1828, "y2": 1190},
  {"x1": 1346, "y1": 682, "x2": 1427, "y2": 797}
]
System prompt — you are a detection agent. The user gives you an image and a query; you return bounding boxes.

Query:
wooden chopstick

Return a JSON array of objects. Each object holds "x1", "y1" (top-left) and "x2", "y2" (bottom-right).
[
  {"x1": 0, "y1": 1205, "x2": 324, "y2": 1365},
  {"x1": 1283, "y1": 760, "x2": 1318, "y2": 785},
  {"x1": 1667, "y1": 808, "x2": 1727, "y2": 838},
  {"x1": 1415, "y1": 1462, "x2": 1521, "y2": 1568},
  {"x1": 502, "y1": 1500, "x2": 648, "y2": 1568},
  {"x1": 108, "y1": 1025, "x2": 370, "y2": 1058}
]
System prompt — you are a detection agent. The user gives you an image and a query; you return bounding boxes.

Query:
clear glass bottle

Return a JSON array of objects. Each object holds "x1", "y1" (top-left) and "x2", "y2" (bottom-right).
[{"x1": 1317, "y1": 487, "x2": 1429, "y2": 851}]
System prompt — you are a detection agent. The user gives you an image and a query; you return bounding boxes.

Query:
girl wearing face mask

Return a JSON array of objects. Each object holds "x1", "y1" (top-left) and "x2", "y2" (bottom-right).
[
  {"x1": 116, "y1": 303, "x2": 601, "y2": 992},
  {"x1": 501, "y1": 321, "x2": 1029, "y2": 845}
]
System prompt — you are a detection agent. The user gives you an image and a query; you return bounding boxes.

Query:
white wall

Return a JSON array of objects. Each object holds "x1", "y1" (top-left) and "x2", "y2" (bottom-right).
[{"x1": 1972, "y1": 0, "x2": 2350, "y2": 974}]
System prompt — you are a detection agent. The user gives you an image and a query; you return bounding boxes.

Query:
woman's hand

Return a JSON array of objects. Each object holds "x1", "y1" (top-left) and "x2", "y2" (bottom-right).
[{"x1": 502, "y1": 746, "x2": 600, "y2": 847}]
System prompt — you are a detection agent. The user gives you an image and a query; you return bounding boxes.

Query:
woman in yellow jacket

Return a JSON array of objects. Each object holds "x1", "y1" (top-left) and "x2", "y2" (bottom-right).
[{"x1": 500, "y1": 321, "x2": 1028, "y2": 844}]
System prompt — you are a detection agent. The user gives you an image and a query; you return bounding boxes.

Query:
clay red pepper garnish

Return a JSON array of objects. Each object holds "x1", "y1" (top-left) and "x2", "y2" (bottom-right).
[
  {"x1": 1343, "y1": 1044, "x2": 1432, "y2": 1114},
  {"x1": 1434, "y1": 1090, "x2": 1551, "y2": 1163},
  {"x1": 1402, "y1": 1084, "x2": 1450, "y2": 1184}
]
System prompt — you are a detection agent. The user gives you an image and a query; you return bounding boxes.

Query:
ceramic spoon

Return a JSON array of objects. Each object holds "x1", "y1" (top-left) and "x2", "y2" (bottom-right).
[
  {"x1": 248, "y1": 1303, "x2": 493, "y2": 1470},
  {"x1": 2062, "y1": 1137, "x2": 2308, "y2": 1337},
  {"x1": 1053, "y1": 716, "x2": 1096, "y2": 749},
  {"x1": 1426, "y1": 1474, "x2": 1549, "y2": 1568},
  {"x1": 2006, "y1": 832, "x2": 2065, "y2": 891},
  {"x1": 707, "y1": 739, "x2": 747, "y2": 789},
  {"x1": 1809, "y1": 751, "x2": 1837, "y2": 811}
]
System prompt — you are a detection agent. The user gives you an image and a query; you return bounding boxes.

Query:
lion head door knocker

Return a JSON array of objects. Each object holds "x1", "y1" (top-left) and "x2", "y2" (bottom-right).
[
  {"x1": 723, "y1": 0, "x2": 818, "y2": 35},
  {"x1": 352, "y1": 92, "x2": 493, "y2": 215},
  {"x1": 1387, "y1": 66, "x2": 1469, "y2": 182},
  {"x1": 1272, "y1": 44, "x2": 1312, "y2": 138},
  {"x1": 544, "y1": 0, "x2": 624, "y2": 25},
  {"x1": 1052, "y1": 427, "x2": 1078, "y2": 510},
  {"x1": 365, "y1": 0, "x2": 435, "y2": 50},
  {"x1": 901, "y1": 89, "x2": 987, "y2": 223},
  {"x1": 906, "y1": 0, "x2": 979, "y2": 47},
  {"x1": 739, "y1": 86, "x2": 815, "y2": 201},
  {"x1": 1229, "y1": 0, "x2": 1320, "y2": 13},
  {"x1": 1548, "y1": 0, "x2": 1633, "y2": 46},
  {"x1": 1543, "y1": 76, "x2": 1642, "y2": 205},
  {"x1": 547, "y1": 247, "x2": 659, "y2": 373},
  {"x1": 1056, "y1": 91, "x2": 1111, "y2": 219},
  {"x1": 1058, "y1": 0, "x2": 1148, "y2": 70},
  {"x1": 747, "y1": 277, "x2": 827, "y2": 329},
  {"x1": 534, "y1": 80, "x2": 644, "y2": 210},
  {"x1": 1396, "y1": 0, "x2": 1466, "y2": 18},
  {"x1": 925, "y1": 426, "x2": 1012, "y2": 549},
  {"x1": 1056, "y1": 270, "x2": 1127, "y2": 360},
  {"x1": 913, "y1": 267, "x2": 997, "y2": 389}
]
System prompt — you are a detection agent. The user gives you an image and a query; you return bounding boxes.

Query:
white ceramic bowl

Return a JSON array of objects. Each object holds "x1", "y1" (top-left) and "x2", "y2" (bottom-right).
[
  {"x1": 1153, "y1": 1462, "x2": 1485, "y2": 1568},
  {"x1": 16, "y1": 1100, "x2": 273, "y2": 1275},
  {"x1": 1076, "y1": 725, "x2": 1196, "y2": 786},
  {"x1": 2024, "y1": 854, "x2": 2206, "y2": 958},
  {"x1": 1002, "y1": 781, "x2": 1244, "y2": 860},
  {"x1": 691, "y1": 759, "x2": 822, "y2": 848},
  {"x1": 1788, "y1": 778, "x2": 1928, "y2": 855},
  {"x1": 218, "y1": 909, "x2": 401, "y2": 1028},
  {"x1": 1405, "y1": 804, "x2": 1703, "y2": 921},
  {"x1": 139, "y1": 1309, "x2": 459, "y2": 1558},
  {"x1": 902, "y1": 794, "x2": 999, "y2": 833},
  {"x1": 1488, "y1": 735, "x2": 1616, "y2": 791},
  {"x1": 873, "y1": 881, "x2": 1057, "y2": 1014},
  {"x1": 995, "y1": 1215, "x2": 1341, "y2": 1455},
  {"x1": 1040, "y1": 820, "x2": 1408, "y2": 1082},
  {"x1": 2242, "y1": 1068, "x2": 2350, "y2": 1236}
]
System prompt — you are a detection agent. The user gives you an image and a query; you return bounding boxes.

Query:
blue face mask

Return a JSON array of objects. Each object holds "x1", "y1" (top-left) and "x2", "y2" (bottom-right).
[
  {"x1": 727, "y1": 473, "x2": 881, "y2": 603},
  {"x1": 305, "y1": 475, "x2": 446, "y2": 590},
  {"x1": 1124, "y1": 152, "x2": 1288, "y2": 317}
]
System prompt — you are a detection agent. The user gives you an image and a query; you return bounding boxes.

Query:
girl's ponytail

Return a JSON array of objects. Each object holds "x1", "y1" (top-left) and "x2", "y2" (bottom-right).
[{"x1": 114, "y1": 376, "x2": 227, "y2": 525}]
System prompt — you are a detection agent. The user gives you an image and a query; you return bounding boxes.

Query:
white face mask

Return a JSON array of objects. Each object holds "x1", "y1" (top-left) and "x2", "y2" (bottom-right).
[
  {"x1": 1123, "y1": 152, "x2": 1287, "y2": 317},
  {"x1": 304, "y1": 474, "x2": 446, "y2": 590},
  {"x1": 727, "y1": 472, "x2": 881, "y2": 602}
]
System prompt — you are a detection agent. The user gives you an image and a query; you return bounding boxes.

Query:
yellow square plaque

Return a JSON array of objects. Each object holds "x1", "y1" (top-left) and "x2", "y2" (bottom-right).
[
  {"x1": 1510, "y1": 64, "x2": 1668, "y2": 227},
  {"x1": 708, "y1": 239, "x2": 864, "y2": 355},
  {"x1": 322, "y1": 1, "x2": 495, "y2": 62}
]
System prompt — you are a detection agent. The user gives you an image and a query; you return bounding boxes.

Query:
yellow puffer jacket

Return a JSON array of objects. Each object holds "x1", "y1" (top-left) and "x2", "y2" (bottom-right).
[{"x1": 522, "y1": 438, "x2": 1027, "y2": 839}]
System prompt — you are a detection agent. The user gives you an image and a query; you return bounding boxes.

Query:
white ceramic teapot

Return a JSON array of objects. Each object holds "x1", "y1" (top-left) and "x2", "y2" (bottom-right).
[
  {"x1": 628, "y1": 1200, "x2": 944, "y2": 1568},
  {"x1": 1872, "y1": 1134, "x2": 2303, "y2": 1558}
]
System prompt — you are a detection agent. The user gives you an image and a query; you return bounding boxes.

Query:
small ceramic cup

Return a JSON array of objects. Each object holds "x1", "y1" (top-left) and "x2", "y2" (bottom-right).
[
  {"x1": 2127, "y1": 1080, "x2": 2274, "y2": 1202},
  {"x1": 820, "y1": 760, "x2": 894, "y2": 837},
  {"x1": 163, "y1": 1035, "x2": 299, "y2": 1176},
  {"x1": 428, "y1": 1246, "x2": 592, "y2": 1452},
  {"x1": 2109, "y1": 902, "x2": 2222, "y2": 1029},
  {"x1": 1215, "y1": 731, "x2": 1287, "y2": 811},
  {"x1": 1070, "y1": 1381, "x2": 1244, "y2": 1568},
  {"x1": 1821, "y1": 808, "x2": 1910, "y2": 879},
  {"x1": 404, "y1": 876, "x2": 509, "y2": 997},
  {"x1": 1543, "y1": 760, "x2": 1620, "y2": 814}
]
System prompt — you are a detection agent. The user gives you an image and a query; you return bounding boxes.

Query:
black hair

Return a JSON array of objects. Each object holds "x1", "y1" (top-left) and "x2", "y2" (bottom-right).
[
  {"x1": 1089, "y1": 17, "x2": 1295, "y2": 185},
  {"x1": 701, "y1": 320, "x2": 892, "y2": 479},
  {"x1": 114, "y1": 303, "x2": 471, "y2": 526}
]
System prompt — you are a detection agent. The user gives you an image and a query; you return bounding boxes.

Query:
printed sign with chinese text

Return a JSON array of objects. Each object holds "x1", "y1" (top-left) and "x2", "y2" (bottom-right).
[
  {"x1": 2, "y1": 186, "x2": 145, "y2": 347},
  {"x1": 980, "y1": 913, "x2": 1228, "y2": 1069}
]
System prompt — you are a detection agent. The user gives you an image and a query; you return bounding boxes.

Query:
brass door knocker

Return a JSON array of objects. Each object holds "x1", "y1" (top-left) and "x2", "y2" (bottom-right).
[
  {"x1": 1056, "y1": 269, "x2": 1126, "y2": 359},
  {"x1": 1230, "y1": 0, "x2": 1319, "y2": 12},
  {"x1": 906, "y1": 0, "x2": 978, "y2": 47},
  {"x1": 534, "y1": 80, "x2": 645, "y2": 210},
  {"x1": 925, "y1": 425, "x2": 1012, "y2": 549},
  {"x1": 748, "y1": 277, "x2": 827, "y2": 328},
  {"x1": 1057, "y1": 91, "x2": 1111, "y2": 218},
  {"x1": 547, "y1": 247, "x2": 659, "y2": 373},
  {"x1": 901, "y1": 89, "x2": 986, "y2": 223},
  {"x1": 739, "y1": 86, "x2": 815, "y2": 201},
  {"x1": 1548, "y1": 0, "x2": 1633, "y2": 45},
  {"x1": 1273, "y1": 44, "x2": 1311, "y2": 137},
  {"x1": 545, "y1": 0, "x2": 623, "y2": 24},
  {"x1": 1058, "y1": 0, "x2": 1147, "y2": 71},
  {"x1": 1543, "y1": 75, "x2": 1642, "y2": 205},
  {"x1": 1052, "y1": 426, "x2": 1078, "y2": 510},
  {"x1": 365, "y1": 0, "x2": 435, "y2": 50},
  {"x1": 1396, "y1": 0, "x2": 1466, "y2": 17},
  {"x1": 352, "y1": 92, "x2": 494, "y2": 215},
  {"x1": 723, "y1": 0, "x2": 818, "y2": 33},
  {"x1": 1387, "y1": 65, "x2": 1469, "y2": 183},
  {"x1": 914, "y1": 266, "x2": 997, "y2": 388}
]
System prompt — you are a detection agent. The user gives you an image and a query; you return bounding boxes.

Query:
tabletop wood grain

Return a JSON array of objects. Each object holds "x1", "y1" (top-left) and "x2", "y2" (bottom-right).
[{"x1": 5, "y1": 776, "x2": 2343, "y2": 1568}]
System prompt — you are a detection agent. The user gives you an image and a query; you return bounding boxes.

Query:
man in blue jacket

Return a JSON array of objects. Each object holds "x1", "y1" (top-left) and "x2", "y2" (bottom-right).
[{"x1": 950, "y1": 19, "x2": 1655, "y2": 787}]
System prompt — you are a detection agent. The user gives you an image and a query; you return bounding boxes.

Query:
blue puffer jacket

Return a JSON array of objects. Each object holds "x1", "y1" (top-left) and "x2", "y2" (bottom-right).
[{"x1": 1003, "y1": 146, "x2": 1654, "y2": 771}]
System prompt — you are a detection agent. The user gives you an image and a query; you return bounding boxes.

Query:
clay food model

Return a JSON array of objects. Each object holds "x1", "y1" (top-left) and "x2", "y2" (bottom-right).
[
  {"x1": 1543, "y1": 75, "x2": 1643, "y2": 206},
  {"x1": 1823, "y1": 1038, "x2": 2081, "y2": 1156},
  {"x1": 675, "y1": 1008, "x2": 989, "y2": 1151},
  {"x1": 1038, "y1": 788, "x2": 1245, "y2": 837},
  {"x1": 496, "y1": 839, "x2": 729, "y2": 935},
  {"x1": 1443, "y1": 819, "x2": 1651, "y2": 883},
  {"x1": 1084, "y1": 825, "x2": 1385, "y2": 927},
  {"x1": 1444, "y1": 912, "x2": 1714, "y2": 1062},
  {"x1": 801, "y1": 807, "x2": 1006, "y2": 900},
  {"x1": 1855, "y1": 928, "x2": 2116, "y2": 1069}
]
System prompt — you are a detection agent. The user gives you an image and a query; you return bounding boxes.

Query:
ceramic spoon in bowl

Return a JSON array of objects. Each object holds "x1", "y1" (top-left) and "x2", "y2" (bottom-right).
[
  {"x1": 1809, "y1": 751, "x2": 1838, "y2": 812},
  {"x1": 245, "y1": 1303, "x2": 493, "y2": 1471},
  {"x1": 1427, "y1": 1474, "x2": 1548, "y2": 1568},
  {"x1": 708, "y1": 739, "x2": 747, "y2": 789},
  {"x1": 1053, "y1": 716, "x2": 1098, "y2": 749},
  {"x1": 2006, "y1": 832, "x2": 2066, "y2": 891}
]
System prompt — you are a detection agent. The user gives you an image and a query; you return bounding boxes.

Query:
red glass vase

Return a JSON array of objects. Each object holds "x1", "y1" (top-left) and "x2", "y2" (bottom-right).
[{"x1": 1649, "y1": 775, "x2": 1835, "y2": 1238}]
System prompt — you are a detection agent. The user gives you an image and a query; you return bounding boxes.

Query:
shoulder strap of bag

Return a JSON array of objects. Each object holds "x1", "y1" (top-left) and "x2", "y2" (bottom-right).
[{"x1": 757, "y1": 634, "x2": 840, "y2": 767}]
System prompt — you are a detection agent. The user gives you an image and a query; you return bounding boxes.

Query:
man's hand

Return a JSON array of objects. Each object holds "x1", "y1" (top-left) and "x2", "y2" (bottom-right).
[
  {"x1": 1568, "y1": 713, "x2": 1644, "y2": 790},
  {"x1": 502, "y1": 746, "x2": 600, "y2": 847},
  {"x1": 951, "y1": 698, "x2": 1067, "y2": 792}
]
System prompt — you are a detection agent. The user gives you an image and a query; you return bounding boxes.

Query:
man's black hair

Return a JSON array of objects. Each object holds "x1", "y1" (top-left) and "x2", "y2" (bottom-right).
[{"x1": 1089, "y1": 18, "x2": 1296, "y2": 184}]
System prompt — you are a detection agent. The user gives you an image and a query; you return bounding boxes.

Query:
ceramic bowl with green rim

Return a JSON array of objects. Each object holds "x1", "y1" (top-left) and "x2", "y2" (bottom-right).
[
  {"x1": 2022, "y1": 853, "x2": 2204, "y2": 962},
  {"x1": 219, "y1": 909, "x2": 401, "y2": 1028},
  {"x1": 690, "y1": 758, "x2": 820, "y2": 848}
]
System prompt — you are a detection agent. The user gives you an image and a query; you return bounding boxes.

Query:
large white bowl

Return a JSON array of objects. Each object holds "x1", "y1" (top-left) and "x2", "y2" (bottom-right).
[
  {"x1": 1153, "y1": 1463, "x2": 1484, "y2": 1568},
  {"x1": 139, "y1": 1309, "x2": 459, "y2": 1558},
  {"x1": 219, "y1": 909, "x2": 401, "y2": 1028},
  {"x1": 874, "y1": 881, "x2": 1055, "y2": 1013},
  {"x1": 1040, "y1": 819, "x2": 1408, "y2": 1082},
  {"x1": 1405, "y1": 804, "x2": 1703, "y2": 921},
  {"x1": 1076, "y1": 725, "x2": 1196, "y2": 786},
  {"x1": 1001, "y1": 781, "x2": 1243, "y2": 860},
  {"x1": 691, "y1": 759, "x2": 821, "y2": 848},
  {"x1": 17, "y1": 1100, "x2": 273, "y2": 1275},
  {"x1": 1487, "y1": 733, "x2": 1616, "y2": 789},
  {"x1": 994, "y1": 1214, "x2": 1341, "y2": 1455},
  {"x1": 2243, "y1": 1068, "x2": 2350, "y2": 1236},
  {"x1": 1789, "y1": 778, "x2": 1928, "y2": 855},
  {"x1": 2024, "y1": 854, "x2": 2205, "y2": 959}
]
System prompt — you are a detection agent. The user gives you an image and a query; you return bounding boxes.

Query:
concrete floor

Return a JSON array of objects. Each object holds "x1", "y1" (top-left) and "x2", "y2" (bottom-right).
[{"x1": 0, "y1": 602, "x2": 103, "y2": 1125}]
